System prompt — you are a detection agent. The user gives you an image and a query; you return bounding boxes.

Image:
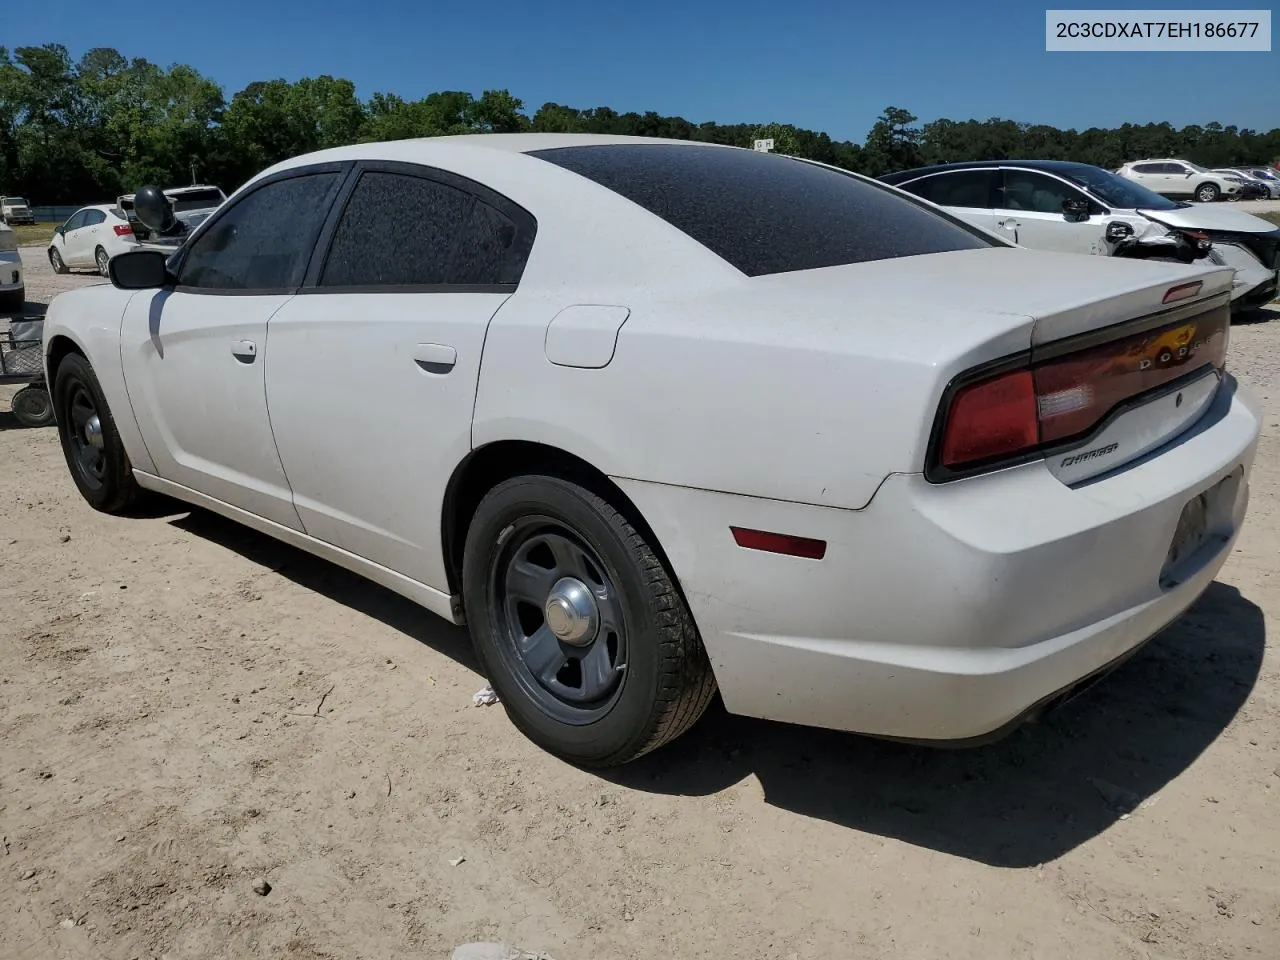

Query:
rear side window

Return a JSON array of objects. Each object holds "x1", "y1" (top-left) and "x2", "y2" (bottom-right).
[
  {"x1": 320, "y1": 171, "x2": 523, "y2": 288},
  {"x1": 900, "y1": 170, "x2": 998, "y2": 209},
  {"x1": 179, "y1": 172, "x2": 342, "y2": 291},
  {"x1": 528, "y1": 144, "x2": 995, "y2": 277},
  {"x1": 83, "y1": 209, "x2": 106, "y2": 226}
]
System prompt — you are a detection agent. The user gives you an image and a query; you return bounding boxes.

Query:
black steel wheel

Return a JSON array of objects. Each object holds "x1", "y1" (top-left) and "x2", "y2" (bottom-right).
[
  {"x1": 495, "y1": 522, "x2": 630, "y2": 722},
  {"x1": 53, "y1": 352, "x2": 142, "y2": 513},
  {"x1": 463, "y1": 475, "x2": 716, "y2": 767},
  {"x1": 10, "y1": 385, "x2": 54, "y2": 427}
]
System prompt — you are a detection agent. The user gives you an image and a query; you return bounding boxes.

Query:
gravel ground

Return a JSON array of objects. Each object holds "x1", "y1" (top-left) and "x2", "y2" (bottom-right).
[{"x1": 2, "y1": 247, "x2": 1280, "y2": 960}]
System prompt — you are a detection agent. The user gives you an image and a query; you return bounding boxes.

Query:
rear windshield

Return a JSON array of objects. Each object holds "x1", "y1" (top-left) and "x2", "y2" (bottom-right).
[
  {"x1": 527, "y1": 143, "x2": 996, "y2": 276},
  {"x1": 169, "y1": 189, "x2": 224, "y2": 212}
]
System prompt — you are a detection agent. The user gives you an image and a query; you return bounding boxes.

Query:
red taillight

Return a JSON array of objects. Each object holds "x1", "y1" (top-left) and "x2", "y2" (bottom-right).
[
  {"x1": 940, "y1": 369, "x2": 1038, "y2": 468},
  {"x1": 730, "y1": 527, "x2": 827, "y2": 560},
  {"x1": 934, "y1": 305, "x2": 1229, "y2": 478},
  {"x1": 113, "y1": 223, "x2": 133, "y2": 236}
]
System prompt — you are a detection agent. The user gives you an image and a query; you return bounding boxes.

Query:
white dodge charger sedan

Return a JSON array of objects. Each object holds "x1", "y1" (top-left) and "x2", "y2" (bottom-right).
[{"x1": 41, "y1": 134, "x2": 1260, "y2": 766}]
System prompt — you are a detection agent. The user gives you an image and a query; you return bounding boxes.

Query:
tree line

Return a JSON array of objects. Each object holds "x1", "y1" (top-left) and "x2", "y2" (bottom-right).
[{"x1": 3, "y1": 43, "x2": 1279, "y2": 205}]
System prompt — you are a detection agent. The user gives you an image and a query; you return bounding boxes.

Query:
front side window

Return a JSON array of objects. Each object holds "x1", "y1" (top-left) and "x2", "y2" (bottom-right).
[
  {"x1": 529, "y1": 144, "x2": 996, "y2": 277},
  {"x1": 1000, "y1": 170, "x2": 1091, "y2": 215},
  {"x1": 63, "y1": 211, "x2": 87, "y2": 231},
  {"x1": 320, "y1": 170, "x2": 524, "y2": 287},
  {"x1": 178, "y1": 172, "x2": 342, "y2": 291},
  {"x1": 901, "y1": 170, "x2": 998, "y2": 209}
]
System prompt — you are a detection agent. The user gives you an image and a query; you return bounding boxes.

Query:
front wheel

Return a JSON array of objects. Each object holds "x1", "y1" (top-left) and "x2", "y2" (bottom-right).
[
  {"x1": 49, "y1": 247, "x2": 68, "y2": 274},
  {"x1": 462, "y1": 475, "x2": 716, "y2": 767},
  {"x1": 52, "y1": 353, "x2": 143, "y2": 513},
  {"x1": 1195, "y1": 183, "x2": 1220, "y2": 203}
]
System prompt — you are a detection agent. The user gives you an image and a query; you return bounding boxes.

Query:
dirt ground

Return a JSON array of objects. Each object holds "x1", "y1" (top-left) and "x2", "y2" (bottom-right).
[{"x1": 3, "y1": 247, "x2": 1280, "y2": 960}]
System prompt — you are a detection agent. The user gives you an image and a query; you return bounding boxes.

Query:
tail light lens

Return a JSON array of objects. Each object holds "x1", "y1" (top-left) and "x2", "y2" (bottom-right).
[
  {"x1": 931, "y1": 302, "x2": 1229, "y2": 480},
  {"x1": 113, "y1": 224, "x2": 133, "y2": 236}
]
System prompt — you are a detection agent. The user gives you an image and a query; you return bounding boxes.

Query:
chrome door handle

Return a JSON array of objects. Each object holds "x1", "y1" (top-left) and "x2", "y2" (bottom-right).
[
  {"x1": 412, "y1": 343, "x2": 456, "y2": 374},
  {"x1": 231, "y1": 340, "x2": 257, "y2": 362}
]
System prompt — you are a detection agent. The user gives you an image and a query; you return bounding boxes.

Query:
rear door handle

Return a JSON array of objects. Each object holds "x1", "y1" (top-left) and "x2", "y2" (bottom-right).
[
  {"x1": 231, "y1": 340, "x2": 257, "y2": 362},
  {"x1": 412, "y1": 343, "x2": 457, "y2": 374}
]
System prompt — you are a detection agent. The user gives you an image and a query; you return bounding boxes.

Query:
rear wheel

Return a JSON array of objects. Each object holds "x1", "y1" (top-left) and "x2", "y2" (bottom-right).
[
  {"x1": 95, "y1": 246, "x2": 110, "y2": 277},
  {"x1": 462, "y1": 475, "x2": 716, "y2": 767},
  {"x1": 52, "y1": 353, "x2": 142, "y2": 513},
  {"x1": 10, "y1": 386, "x2": 54, "y2": 427},
  {"x1": 49, "y1": 247, "x2": 68, "y2": 274},
  {"x1": 1195, "y1": 183, "x2": 1220, "y2": 203}
]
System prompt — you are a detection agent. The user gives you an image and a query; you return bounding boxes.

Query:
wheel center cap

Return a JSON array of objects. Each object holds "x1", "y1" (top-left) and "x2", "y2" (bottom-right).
[
  {"x1": 85, "y1": 414, "x2": 104, "y2": 450},
  {"x1": 544, "y1": 577, "x2": 598, "y2": 646}
]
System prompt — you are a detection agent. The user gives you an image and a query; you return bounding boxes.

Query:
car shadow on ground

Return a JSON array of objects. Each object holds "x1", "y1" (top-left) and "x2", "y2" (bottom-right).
[
  {"x1": 168, "y1": 506, "x2": 480, "y2": 671},
  {"x1": 604, "y1": 581, "x2": 1264, "y2": 868},
  {"x1": 162, "y1": 507, "x2": 1263, "y2": 868}
]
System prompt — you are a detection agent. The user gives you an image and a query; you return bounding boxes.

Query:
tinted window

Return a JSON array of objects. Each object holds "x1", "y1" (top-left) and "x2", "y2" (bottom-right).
[
  {"x1": 320, "y1": 171, "x2": 520, "y2": 287},
  {"x1": 179, "y1": 172, "x2": 341, "y2": 291},
  {"x1": 64, "y1": 211, "x2": 87, "y2": 231},
  {"x1": 529, "y1": 144, "x2": 994, "y2": 277},
  {"x1": 83, "y1": 209, "x2": 106, "y2": 226},
  {"x1": 170, "y1": 189, "x2": 225, "y2": 213},
  {"x1": 1000, "y1": 170, "x2": 1089, "y2": 214},
  {"x1": 902, "y1": 170, "x2": 997, "y2": 208}
]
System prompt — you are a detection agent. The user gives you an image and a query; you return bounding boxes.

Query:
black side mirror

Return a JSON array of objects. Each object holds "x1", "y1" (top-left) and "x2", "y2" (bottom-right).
[
  {"x1": 1105, "y1": 220, "x2": 1134, "y2": 243},
  {"x1": 1062, "y1": 198, "x2": 1090, "y2": 221},
  {"x1": 109, "y1": 249, "x2": 172, "y2": 290}
]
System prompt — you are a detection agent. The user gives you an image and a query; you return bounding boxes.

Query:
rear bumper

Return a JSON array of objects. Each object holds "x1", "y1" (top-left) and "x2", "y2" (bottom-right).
[
  {"x1": 617, "y1": 376, "x2": 1260, "y2": 741},
  {"x1": 0, "y1": 255, "x2": 22, "y2": 291}
]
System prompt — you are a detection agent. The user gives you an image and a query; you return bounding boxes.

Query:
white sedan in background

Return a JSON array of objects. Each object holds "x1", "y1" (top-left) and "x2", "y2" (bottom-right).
[
  {"x1": 41, "y1": 134, "x2": 1260, "y2": 766},
  {"x1": 47, "y1": 204, "x2": 140, "y2": 277}
]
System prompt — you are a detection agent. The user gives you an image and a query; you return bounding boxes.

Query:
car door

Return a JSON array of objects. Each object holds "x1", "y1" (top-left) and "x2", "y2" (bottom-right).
[
  {"x1": 993, "y1": 169, "x2": 1106, "y2": 255},
  {"x1": 897, "y1": 169, "x2": 1000, "y2": 236},
  {"x1": 1165, "y1": 162, "x2": 1198, "y2": 196},
  {"x1": 118, "y1": 164, "x2": 349, "y2": 530},
  {"x1": 75, "y1": 208, "x2": 110, "y2": 267},
  {"x1": 59, "y1": 210, "x2": 90, "y2": 265},
  {"x1": 264, "y1": 162, "x2": 537, "y2": 590}
]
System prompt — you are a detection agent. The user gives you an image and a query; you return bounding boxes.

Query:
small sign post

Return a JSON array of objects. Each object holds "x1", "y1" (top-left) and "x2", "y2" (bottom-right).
[{"x1": 753, "y1": 138, "x2": 775, "y2": 153}]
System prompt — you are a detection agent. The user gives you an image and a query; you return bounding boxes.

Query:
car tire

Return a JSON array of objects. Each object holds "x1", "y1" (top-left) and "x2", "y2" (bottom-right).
[
  {"x1": 1195, "y1": 183, "x2": 1220, "y2": 203},
  {"x1": 95, "y1": 246, "x2": 110, "y2": 277},
  {"x1": 0, "y1": 286, "x2": 23, "y2": 314},
  {"x1": 462, "y1": 474, "x2": 717, "y2": 767},
  {"x1": 49, "y1": 247, "x2": 68, "y2": 274},
  {"x1": 52, "y1": 352, "x2": 143, "y2": 513},
  {"x1": 10, "y1": 386, "x2": 55, "y2": 428}
]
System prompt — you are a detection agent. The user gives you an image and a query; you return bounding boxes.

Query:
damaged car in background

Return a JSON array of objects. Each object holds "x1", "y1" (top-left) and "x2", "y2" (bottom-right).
[
  {"x1": 881, "y1": 160, "x2": 1280, "y2": 313},
  {"x1": 118, "y1": 184, "x2": 226, "y2": 245}
]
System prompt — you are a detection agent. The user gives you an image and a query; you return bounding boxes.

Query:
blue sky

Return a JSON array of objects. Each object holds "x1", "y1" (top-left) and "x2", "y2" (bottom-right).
[{"x1": 9, "y1": 0, "x2": 1278, "y2": 141}]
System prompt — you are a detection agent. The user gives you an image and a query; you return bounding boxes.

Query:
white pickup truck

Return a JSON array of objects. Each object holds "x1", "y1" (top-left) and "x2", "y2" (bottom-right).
[{"x1": 2, "y1": 196, "x2": 35, "y2": 226}]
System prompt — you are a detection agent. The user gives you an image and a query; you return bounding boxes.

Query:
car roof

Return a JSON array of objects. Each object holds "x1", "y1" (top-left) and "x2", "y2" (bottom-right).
[{"x1": 879, "y1": 159, "x2": 1112, "y2": 184}]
